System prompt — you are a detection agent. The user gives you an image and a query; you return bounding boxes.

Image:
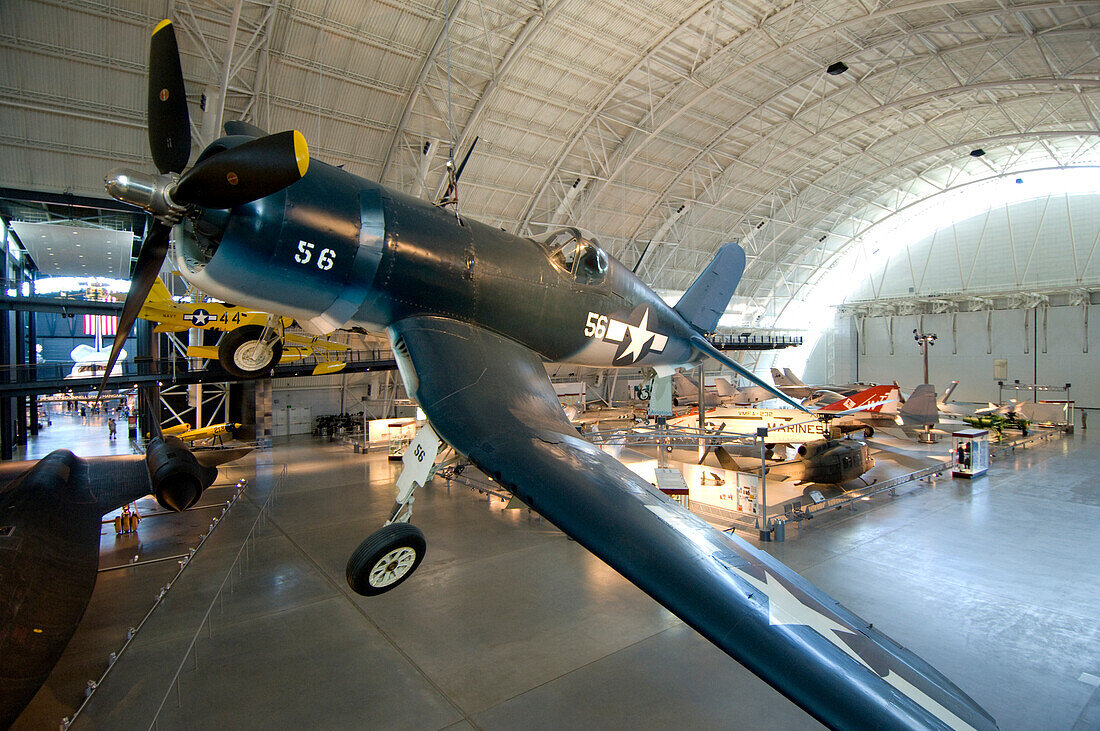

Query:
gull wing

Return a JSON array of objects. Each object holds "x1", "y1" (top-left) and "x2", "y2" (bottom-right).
[{"x1": 391, "y1": 316, "x2": 996, "y2": 731}]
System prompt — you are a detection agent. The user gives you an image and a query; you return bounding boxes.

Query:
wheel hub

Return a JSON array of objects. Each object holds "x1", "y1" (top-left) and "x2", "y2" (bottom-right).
[
  {"x1": 234, "y1": 339, "x2": 273, "y2": 370},
  {"x1": 369, "y1": 547, "x2": 417, "y2": 588}
]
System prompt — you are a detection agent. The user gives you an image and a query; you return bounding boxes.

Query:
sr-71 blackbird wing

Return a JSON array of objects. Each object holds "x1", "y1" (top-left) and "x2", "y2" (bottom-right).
[{"x1": 391, "y1": 316, "x2": 996, "y2": 731}]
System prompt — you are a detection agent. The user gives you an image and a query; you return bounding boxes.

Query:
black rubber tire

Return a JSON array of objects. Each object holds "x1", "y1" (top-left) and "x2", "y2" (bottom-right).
[
  {"x1": 218, "y1": 325, "x2": 283, "y2": 378},
  {"x1": 346, "y1": 523, "x2": 427, "y2": 596}
]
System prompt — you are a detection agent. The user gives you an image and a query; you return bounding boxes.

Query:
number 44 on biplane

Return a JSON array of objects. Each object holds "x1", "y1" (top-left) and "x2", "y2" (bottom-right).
[{"x1": 130, "y1": 278, "x2": 350, "y2": 377}]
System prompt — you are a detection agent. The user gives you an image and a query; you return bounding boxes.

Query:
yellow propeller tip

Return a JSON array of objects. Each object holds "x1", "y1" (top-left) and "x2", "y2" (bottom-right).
[
  {"x1": 292, "y1": 130, "x2": 309, "y2": 177},
  {"x1": 153, "y1": 19, "x2": 172, "y2": 35}
]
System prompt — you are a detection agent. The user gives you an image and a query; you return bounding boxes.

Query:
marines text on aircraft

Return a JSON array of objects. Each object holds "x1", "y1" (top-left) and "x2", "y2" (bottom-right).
[
  {"x1": 668, "y1": 383, "x2": 900, "y2": 444},
  {"x1": 97, "y1": 21, "x2": 998, "y2": 730}
]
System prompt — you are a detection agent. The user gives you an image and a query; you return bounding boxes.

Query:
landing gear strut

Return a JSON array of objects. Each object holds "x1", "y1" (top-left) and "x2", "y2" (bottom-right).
[
  {"x1": 346, "y1": 424, "x2": 440, "y2": 596},
  {"x1": 218, "y1": 318, "x2": 283, "y2": 378}
]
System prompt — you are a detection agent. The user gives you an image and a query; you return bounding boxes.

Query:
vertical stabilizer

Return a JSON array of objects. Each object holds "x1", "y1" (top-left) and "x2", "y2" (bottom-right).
[
  {"x1": 714, "y1": 377, "x2": 737, "y2": 399},
  {"x1": 673, "y1": 243, "x2": 746, "y2": 333},
  {"x1": 899, "y1": 384, "x2": 939, "y2": 427},
  {"x1": 783, "y1": 368, "x2": 807, "y2": 387}
]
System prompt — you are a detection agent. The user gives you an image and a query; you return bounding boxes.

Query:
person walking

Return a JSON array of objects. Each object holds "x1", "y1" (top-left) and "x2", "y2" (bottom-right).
[{"x1": 108, "y1": 417, "x2": 117, "y2": 440}]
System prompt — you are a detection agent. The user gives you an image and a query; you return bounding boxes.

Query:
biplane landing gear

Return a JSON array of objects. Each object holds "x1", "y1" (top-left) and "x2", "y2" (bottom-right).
[
  {"x1": 346, "y1": 423, "x2": 441, "y2": 597},
  {"x1": 346, "y1": 523, "x2": 426, "y2": 596},
  {"x1": 219, "y1": 324, "x2": 283, "y2": 378}
]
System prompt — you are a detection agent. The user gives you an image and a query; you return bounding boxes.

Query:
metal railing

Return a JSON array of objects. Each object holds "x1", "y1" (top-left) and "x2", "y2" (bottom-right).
[{"x1": 61, "y1": 477, "x2": 252, "y2": 729}]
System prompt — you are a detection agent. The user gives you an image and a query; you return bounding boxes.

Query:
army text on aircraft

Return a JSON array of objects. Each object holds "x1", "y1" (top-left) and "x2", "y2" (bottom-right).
[{"x1": 98, "y1": 20, "x2": 998, "y2": 730}]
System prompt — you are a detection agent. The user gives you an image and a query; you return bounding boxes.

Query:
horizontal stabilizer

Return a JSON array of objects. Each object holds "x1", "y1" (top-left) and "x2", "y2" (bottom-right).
[{"x1": 674, "y1": 242, "x2": 745, "y2": 333}]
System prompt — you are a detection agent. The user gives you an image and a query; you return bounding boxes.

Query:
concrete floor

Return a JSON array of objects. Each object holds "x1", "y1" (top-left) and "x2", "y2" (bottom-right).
[{"x1": 10, "y1": 410, "x2": 1100, "y2": 730}]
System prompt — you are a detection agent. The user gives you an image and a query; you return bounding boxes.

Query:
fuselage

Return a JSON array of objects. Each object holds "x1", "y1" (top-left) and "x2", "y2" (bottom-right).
[
  {"x1": 172, "y1": 144, "x2": 699, "y2": 370},
  {"x1": 670, "y1": 406, "x2": 830, "y2": 443}
]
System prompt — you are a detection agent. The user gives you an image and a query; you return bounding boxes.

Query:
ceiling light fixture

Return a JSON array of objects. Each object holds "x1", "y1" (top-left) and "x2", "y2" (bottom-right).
[
  {"x1": 970, "y1": 148, "x2": 986, "y2": 157},
  {"x1": 827, "y1": 61, "x2": 848, "y2": 75}
]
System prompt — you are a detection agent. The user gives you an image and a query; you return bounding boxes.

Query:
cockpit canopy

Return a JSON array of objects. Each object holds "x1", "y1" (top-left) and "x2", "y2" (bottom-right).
[{"x1": 538, "y1": 227, "x2": 609, "y2": 283}]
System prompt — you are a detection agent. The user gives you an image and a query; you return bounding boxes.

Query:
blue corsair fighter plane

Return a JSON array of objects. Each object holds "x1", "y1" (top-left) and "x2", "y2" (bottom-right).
[{"x1": 100, "y1": 20, "x2": 997, "y2": 730}]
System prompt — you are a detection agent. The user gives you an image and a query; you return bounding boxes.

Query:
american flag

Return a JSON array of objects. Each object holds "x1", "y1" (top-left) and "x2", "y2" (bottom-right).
[{"x1": 83, "y1": 314, "x2": 118, "y2": 337}]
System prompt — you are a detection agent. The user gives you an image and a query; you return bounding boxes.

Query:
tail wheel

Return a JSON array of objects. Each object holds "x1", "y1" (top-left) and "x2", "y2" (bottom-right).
[
  {"x1": 346, "y1": 523, "x2": 426, "y2": 596},
  {"x1": 218, "y1": 325, "x2": 283, "y2": 378}
]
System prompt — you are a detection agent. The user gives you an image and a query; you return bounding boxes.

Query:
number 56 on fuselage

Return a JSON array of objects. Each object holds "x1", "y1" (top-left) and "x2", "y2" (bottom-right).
[{"x1": 165, "y1": 158, "x2": 715, "y2": 376}]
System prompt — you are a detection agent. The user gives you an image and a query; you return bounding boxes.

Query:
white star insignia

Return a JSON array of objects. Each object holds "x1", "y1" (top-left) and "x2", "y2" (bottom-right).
[
  {"x1": 618, "y1": 309, "x2": 657, "y2": 363},
  {"x1": 731, "y1": 566, "x2": 974, "y2": 730}
]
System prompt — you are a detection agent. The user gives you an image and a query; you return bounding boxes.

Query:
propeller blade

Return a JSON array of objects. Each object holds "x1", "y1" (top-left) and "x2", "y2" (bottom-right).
[
  {"x1": 224, "y1": 120, "x2": 268, "y2": 137},
  {"x1": 97, "y1": 222, "x2": 171, "y2": 396},
  {"x1": 173, "y1": 130, "x2": 309, "y2": 209},
  {"x1": 148, "y1": 20, "x2": 191, "y2": 174}
]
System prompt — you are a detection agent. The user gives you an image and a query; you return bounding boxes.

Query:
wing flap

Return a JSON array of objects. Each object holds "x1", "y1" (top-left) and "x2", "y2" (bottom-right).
[{"x1": 391, "y1": 316, "x2": 996, "y2": 731}]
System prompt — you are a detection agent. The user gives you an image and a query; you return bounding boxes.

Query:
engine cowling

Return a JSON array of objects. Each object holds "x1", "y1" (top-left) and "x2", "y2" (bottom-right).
[
  {"x1": 172, "y1": 145, "x2": 387, "y2": 334},
  {"x1": 144, "y1": 436, "x2": 217, "y2": 511},
  {"x1": 797, "y1": 440, "x2": 831, "y2": 459}
]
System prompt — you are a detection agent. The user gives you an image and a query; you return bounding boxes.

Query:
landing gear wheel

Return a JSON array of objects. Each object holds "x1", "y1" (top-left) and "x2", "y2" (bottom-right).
[
  {"x1": 218, "y1": 325, "x2": 283, "y2": 378},
  {"x1": 346, "y1": 523, "x2": 426, "y2": 596}
]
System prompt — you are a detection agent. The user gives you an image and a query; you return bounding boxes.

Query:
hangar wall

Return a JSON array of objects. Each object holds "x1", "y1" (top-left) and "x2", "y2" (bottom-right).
[
  {"x1": 826, "y1": 305, "x2": 1098, "y2": 408},
  {"x1": 798, "y1": 178, "x2": 1100, "y2": 408}
]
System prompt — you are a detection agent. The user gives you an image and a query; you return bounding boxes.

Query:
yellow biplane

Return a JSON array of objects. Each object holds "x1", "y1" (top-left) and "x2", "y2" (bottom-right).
[{"x1": 135, "y1": 280, "x2": 348, "y2": 377}]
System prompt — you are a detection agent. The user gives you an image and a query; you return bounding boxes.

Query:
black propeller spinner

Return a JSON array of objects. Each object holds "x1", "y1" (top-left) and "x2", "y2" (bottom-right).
[{"x1": 100, "y1": 19, "x2": 310, "y2": 395}]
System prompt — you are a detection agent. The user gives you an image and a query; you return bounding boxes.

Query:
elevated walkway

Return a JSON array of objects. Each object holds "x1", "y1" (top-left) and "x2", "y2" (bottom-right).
[
  {"x1": 705, "y1": 332, "x2": 802, "y2": 350},
  {"x1": 0, "y1": 349, "x2": 397, "y2": 397}
]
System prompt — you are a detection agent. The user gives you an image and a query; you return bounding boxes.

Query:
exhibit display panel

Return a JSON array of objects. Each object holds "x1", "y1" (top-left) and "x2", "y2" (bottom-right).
[{"x1": 952, "y1": 429, "x2": 989, "y2": 478}]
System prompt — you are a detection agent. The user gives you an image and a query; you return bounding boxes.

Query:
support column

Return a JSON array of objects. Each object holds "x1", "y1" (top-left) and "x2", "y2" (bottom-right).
[{"x1": 255, "y1": 379, "x2": 273, "y2": 443}]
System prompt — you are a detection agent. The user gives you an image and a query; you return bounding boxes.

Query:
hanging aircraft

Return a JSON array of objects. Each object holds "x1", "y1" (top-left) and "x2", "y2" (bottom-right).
[
  {"x1": 96, "y1": 20, "x2": 998, "y2": 730},
  {"x1": 132, "y1": 278, "x2": 350, "y2": 377},
  {"x1": 0, "y1": 434, "x2": 248, "y2": 727},
  {"x1": 65, "y1": 344, "x2": 125, "y2": 380}
]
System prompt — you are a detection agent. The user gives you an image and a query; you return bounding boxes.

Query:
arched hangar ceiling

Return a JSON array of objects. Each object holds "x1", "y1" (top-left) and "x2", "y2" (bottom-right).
[{"x1": 1, "y1": 0, "x2": 1097, "y2": 320}]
